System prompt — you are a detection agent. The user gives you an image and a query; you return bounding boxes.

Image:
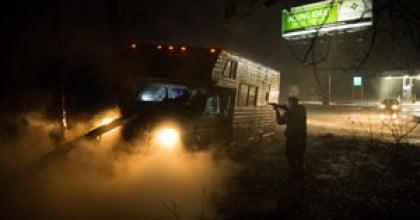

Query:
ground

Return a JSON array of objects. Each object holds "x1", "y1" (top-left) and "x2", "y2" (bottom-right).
[
  {"x1": 218, "y1": 134, "x2": 420, "y2": 220},
  {"x1": 2, "y1": 105, "x2": 420, "y2": 220}
]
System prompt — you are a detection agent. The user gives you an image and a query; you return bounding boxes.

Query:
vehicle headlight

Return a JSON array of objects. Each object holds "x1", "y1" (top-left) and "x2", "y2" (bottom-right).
[
  {"x1": 379, "y1": 104, "x2": 385, "y2": 109},
  {"x1": 391, "y1": 105, "x2": 399, "y2": 110},
  {"x1": 156, "y1": 128, "x2": 180, "y2": 149}
]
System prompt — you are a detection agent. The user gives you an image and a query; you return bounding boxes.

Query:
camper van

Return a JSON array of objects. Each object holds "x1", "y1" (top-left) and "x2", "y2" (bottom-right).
[{"x1": 118, "y1": 45, "x2": 280, "y2": 148}]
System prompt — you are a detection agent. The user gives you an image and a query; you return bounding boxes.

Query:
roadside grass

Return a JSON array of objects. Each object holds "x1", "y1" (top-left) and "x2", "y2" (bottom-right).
[{"x1": 218, "y1": 135, "x2": 420, "y2": 220}]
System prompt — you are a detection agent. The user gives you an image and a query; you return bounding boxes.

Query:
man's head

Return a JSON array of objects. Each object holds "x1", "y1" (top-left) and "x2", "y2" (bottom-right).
[{"x1": 287, "y1": 96, "x2": 299, "y2": 108}]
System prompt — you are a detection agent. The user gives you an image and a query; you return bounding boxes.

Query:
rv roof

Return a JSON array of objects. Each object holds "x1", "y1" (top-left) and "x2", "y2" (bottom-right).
[{"x1": 124, "y1": 45, "x2": 222, "y2": 81}]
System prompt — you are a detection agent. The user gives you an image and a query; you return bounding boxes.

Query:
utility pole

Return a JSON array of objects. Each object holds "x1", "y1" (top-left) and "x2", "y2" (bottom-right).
[
  {"x1": 56, "y1": 0, "x2": 67, "y2": 141},
  {"x1": 328, "y1": 72, "x2": 331, "y2": 104}
]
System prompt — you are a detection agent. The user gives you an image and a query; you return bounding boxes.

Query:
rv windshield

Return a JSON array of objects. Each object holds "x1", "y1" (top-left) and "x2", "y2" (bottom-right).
[{"x1": 137, "y1": 83, "x2": 190, "y2": 102}]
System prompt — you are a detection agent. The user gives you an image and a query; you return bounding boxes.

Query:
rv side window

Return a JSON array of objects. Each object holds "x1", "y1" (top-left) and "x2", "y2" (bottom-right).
[
  {"x1": 266, "y1": 85, "x2": 271, "y2": 103},
  {"x1": 238, "y1": 84, "x2": 258, "y2": 106},
  {"x1": 238, "y1": 84, "x2": 248, "y2": 107},
  {"x1": 230, "y1": 61, "x2": 238, "y2": 79},
  {"x1": 248, "y1": 86, "x2": 257, "y2": 106},
  {"x1": 222, "y1": 60, "x2": 237, "y2": 79},
  {"x1": 205, "y1": 95, "x2": 220, "y2": 115}
]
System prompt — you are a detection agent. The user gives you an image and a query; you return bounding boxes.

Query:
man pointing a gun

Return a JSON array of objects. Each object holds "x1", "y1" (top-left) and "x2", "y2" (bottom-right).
[{"x1": 272, "y1": 96, "x2": 307, "y2": 178}]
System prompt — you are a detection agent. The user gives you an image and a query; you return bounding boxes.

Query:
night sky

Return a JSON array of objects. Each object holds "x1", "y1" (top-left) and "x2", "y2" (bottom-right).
[{"x1": 1, "y1": 0, "x2": 420, "y2": 111}]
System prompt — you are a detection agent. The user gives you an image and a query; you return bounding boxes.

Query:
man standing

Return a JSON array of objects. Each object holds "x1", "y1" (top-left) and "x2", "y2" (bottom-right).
[{"x1": 273, "y1": 97, "x2": 307, "y2": 178}]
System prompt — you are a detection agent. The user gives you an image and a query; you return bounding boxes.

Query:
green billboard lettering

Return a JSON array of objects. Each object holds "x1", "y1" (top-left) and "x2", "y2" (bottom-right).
[
  {"x1": 283, "y1": 2, "x2": 338, "y2": 32},
  {"x1": 282, "y1": 0, "x2": 373, "y2": 39}
]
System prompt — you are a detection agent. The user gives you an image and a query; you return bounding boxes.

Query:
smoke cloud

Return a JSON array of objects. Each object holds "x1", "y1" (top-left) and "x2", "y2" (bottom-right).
[{"x1": 1, "y1": 109, "x2": 239, "y2": 220}]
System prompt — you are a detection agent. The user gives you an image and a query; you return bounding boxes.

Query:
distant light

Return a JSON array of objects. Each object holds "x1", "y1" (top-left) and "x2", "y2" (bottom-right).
[
  {"x1": 353, "y1": 76, "x2": 362, "y2": 87},
  {"x1": 210, "y1": 48, "x2": 217, "y2": 54},
  {"x1": 417, "y1": 75, "x2": 420, "y2": 80},
  {"x1": 404, "y1": 75, "x2": 409, "y2": 78},
  {"x1": 180, "y1": 46, "x2": 187, "y2": 52},
  {"x1": 385, "y1": 76, "x2": 391, "y2": 80},
  {"x1": 168, "y1": 45, "x2": 175, "y2": 51},
  {"x1": 156, "y1": 45, "x2": 163, "y2": 50},
  {"x1": 391, "y1": 113, "x2": 398, "y2": 120},
  {"x1": 130, "y1": 43, "x2": 137, "y2": 49}
]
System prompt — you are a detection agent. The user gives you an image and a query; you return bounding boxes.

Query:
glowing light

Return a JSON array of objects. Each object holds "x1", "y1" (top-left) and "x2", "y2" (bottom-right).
[
  {"x1": 385, "y1": 76, "x2": 391, "y2": 80},
  {"x1": 379, "y1": 113, "x2": 385, "y2": 121},
  {"x1": 417, "y1": 75, "x2": 420, "y2": 80},
  {"x1": 391, "y1": 104, "x2": 399, "y2": 110},
  {"x1": 156, "y1": 128, "x2": 179, "y2": 149},
  {"x1": 168, "y1": 45, "x2": 175, "y2": 51},
  {"x1": 180, "y1": 46, "x2": 187, "y2": 52},
  {"x1": 404, "y1": 75, "x2": 409, "y2": 78},
  {"x1": 157, "y1": 45, "x2": 163, "y2": 50},
  {"x1": 91, "y1": 108, "x2": 122, "y2": 143},
  {"x1": 141, "y1": 94, "x2": 154, "y2": 101},
  {"x1": 130, "y1": 43, "x2": 137, "y2": 49},
  {"x1": 379, "y1": 104, "x2": 385, "y2": 109},
  {"x1": 391, "y1": 113, "x2": 398, "y2": 120},
  {"x1": 101, "y1": 117, "x2": 114, "y2": 126},
  {"x1": 93, "y1": 108, "x2": 121, "y2": 128},
  {"x1": 210, "y1": 48, "x2": 217, "y2": 53}
]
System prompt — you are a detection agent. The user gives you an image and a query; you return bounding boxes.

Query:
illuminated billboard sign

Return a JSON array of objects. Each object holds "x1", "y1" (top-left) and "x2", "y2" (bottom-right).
[{"x1": 282, "y1": 0, "x2": 372, "y2": 39}]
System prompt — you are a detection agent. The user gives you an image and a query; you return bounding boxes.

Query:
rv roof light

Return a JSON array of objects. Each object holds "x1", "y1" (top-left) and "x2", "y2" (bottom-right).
[
  {"x1": 180, "y1": 46, "x2": 187, "y2": 52},
  {"x1": 210, "y1": 48, "x2": 217, "y2": 53},
  {"x1": 168, "y1": 45, "x2": 175, "y2": 51},
  {"x1": 130, "y1": 43, "x2": 137, "y2": 49},
  {"x1": 156, "y1": 45, "x2": 163, "y2": 50}
]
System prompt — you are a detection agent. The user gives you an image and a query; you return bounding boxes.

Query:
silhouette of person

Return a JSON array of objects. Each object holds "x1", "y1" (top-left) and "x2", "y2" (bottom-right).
[{"x1": 274, "y1": 97, "x2": 307, "y2": 178}]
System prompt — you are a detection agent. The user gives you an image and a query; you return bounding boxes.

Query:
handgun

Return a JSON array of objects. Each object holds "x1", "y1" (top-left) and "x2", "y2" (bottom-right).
[{"x1": 268, "y1": 103, "x2": 287, "y2": 110}]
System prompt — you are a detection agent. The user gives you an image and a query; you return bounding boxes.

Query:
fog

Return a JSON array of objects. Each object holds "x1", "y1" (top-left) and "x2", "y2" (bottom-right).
[{"x1": 1, "y1": 109, "x2": 239, "y2": 220}]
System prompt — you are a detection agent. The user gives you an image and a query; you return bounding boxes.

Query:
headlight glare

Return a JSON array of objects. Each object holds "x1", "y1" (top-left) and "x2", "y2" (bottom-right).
[{"x1": 156, "y1": 128, "x2": 179, "y2": 148}]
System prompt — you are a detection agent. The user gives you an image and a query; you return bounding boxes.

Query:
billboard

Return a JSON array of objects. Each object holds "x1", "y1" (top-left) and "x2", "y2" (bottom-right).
[{"x1": 282, "y1": 0, "x2": 372, "y2": 39}]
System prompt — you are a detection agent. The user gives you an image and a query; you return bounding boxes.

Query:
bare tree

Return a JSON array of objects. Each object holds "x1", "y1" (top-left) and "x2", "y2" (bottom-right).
[
  {"x1": 381, "y1": 115, "x2": 420, "y2": 146},
  {"x1": 162, "y1": 198, "x2": 182, "y2": 220}
]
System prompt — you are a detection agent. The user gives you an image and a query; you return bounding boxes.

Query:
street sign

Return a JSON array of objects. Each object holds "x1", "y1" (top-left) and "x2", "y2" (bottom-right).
[{"x1": 353, "y1": 76, "x2": 362, "y2": 87}]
